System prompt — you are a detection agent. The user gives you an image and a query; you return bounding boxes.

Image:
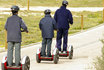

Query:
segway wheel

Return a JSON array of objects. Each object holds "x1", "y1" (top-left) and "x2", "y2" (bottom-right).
[
  {"x1": 36, "y1": 54, "x2": 41, "y2": 63},
  {"x1": 22, "y1": 56, "x2": 30, "y2": 70},
  {"x1": 53, "y1": 49, "x2": 59, "y2": 64},
  {"x1": 53, "y1": 55, "x2": 58, "y2": 64},
  {"x1": 69, "y1": 46, "x2": 73, "y2": 59},
  {"x1": 1, "y1": 63, "x2": 6, "y2": 70}
]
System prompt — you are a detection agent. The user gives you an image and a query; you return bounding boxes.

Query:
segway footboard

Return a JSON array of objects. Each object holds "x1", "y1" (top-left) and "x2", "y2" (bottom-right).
[
  {"x1": 59, "y1": 53, "x2": 68, "y2": 57},
  {"x1": 68, "y1": 45, "x2": 73, "y2": 59}
]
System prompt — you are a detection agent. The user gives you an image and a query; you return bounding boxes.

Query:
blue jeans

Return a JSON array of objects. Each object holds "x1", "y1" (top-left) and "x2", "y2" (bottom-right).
[
  {"x1": 41, "y1": 38, "x2": 52, "y2": 57},
  {"x1": 7, "y1": 42, "x2": 21, "y2": 66}
]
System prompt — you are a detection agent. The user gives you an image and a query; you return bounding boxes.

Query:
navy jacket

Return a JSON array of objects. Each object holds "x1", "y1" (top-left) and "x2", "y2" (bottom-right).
[
  {"x1": 39, "y1": 14, "x2": 57, "y2": 38},
  {"x1": 54, "y1": 6, "x2": 73, "y2": 29},
  {"x1": 5, "y1": 15, "x2": 28, "y2": 42}
]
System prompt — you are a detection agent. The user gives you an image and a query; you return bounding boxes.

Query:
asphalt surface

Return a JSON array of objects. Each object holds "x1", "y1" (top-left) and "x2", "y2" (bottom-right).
[{"x1": 0, "y1": 24, "x2": 104, "y2": 70}]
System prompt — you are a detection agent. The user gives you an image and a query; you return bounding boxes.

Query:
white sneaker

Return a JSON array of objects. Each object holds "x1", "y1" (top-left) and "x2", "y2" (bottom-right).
[
  {"x1": 63, "y1": 51, "x2": 67, "y2": 54},
  {"x1": 59, "y1": 51, "x2": 61, "y2": 54}
]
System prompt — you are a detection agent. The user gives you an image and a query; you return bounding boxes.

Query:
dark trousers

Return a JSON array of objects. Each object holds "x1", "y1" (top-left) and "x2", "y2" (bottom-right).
[
  {"x1": 57, "y1": 28, "x2": 68, "y2": 51},
  {"x1": 41, "y1": 38, "x2": 52, "y2": 56}
]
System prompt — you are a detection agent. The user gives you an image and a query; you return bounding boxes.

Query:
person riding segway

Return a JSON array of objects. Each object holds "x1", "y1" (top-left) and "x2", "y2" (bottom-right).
[
  {"x1": 36, "y1": 9, "x2": 59, "y2": 64},
  {"x1": 54, "y1": 0, "x2": 73, "y2": 58},
  {"x1": 1, "y1": 5, "x2": 30, "y2": 70}
]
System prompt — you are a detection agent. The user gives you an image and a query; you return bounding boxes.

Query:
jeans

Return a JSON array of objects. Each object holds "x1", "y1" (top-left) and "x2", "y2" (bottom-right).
[
  {"x1": 7, "y1": 42, "x2": 21, "y2": 66},
  {"x1": 41, "y1": 38, "x2": 52, "y2": 57}
]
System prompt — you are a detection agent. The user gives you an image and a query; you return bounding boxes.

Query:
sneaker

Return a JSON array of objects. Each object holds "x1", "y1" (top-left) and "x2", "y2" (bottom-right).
[
  {"x1": 63, "y1": 51, "x2": 67, "y2": 54},
  {"x1": 8, "y1": 65, "x2": 12, "y2": 67},
  {"x1": 41, "y1": 53, "x2": 46, "y2": 57},
  {"x1": 47, "y1": 55, "x2": 52, "y2": 57},
  {"x1": 14, "y1": 66, "x2": 20, "y2": 68},
  {"x1": 59, "y1": 51, "x2": 61, "y2": 54}
]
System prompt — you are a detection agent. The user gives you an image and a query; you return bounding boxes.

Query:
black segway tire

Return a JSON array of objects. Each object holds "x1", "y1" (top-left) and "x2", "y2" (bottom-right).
[
  {"x1": 1, "y1": 63, "x2": 6, "y2": 70},
  {"x1": 53, "y1": 55, "x2": 58, "y2": 64},
  {"x1": 53, "y1": 49, "x2": 59, "y2": 64},
  {"x1": 36, "y1": 54, "x2": 41, "y2": 63},
  {"x1": 22, "y1": 56, "x2": 30, "y2": 70},
  {"x1": 69, "y1": 46, "x2": 73, "y2": 59}
]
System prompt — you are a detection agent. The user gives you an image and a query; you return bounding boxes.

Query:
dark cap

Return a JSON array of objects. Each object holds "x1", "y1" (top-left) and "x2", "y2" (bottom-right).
[
  {"x1": 44, "y1": 9, "x2": 51, "y2": 14},
  {"x1": 11, "y1": 5, "x2": 20, "y2": 11},
  {"x1": 62, "y1": 0, "x2": 68, "y2": 6}
]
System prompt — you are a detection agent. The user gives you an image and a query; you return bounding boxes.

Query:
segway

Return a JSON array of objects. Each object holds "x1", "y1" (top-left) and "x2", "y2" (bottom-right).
[
  {"x1": 59, "y1": 45, "x2": 73, "y2": 59},
  {"x1": 1, "y1": 55, "x2": 30, "y2": 70},
  {"x1": 36, "y1": 48, "x2": 59, "y2": 64}
]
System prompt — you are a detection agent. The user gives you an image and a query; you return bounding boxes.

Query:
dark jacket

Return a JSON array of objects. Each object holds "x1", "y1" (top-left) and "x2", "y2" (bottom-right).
[
  {"x1": 5, "y1": 15, "x2": 28, "y2": 42},
  {"x1": 54, "y1": 6, "x2": 73, "y2": 29},
  {"x1": 39, "y1": 14, "x2": 57, "y2": 38}
]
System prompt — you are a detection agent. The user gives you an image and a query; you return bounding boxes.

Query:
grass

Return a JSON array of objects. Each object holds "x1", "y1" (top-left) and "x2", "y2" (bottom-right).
[
  {"x1": 0, "y1": 11, "x2": 103, "y2": 47},
  {"x1": 0, "y1": 0, "x2": 103, "y2": 7},
  {"x1": 95, "y1": 39, "x2": 104, "y2": 70}
]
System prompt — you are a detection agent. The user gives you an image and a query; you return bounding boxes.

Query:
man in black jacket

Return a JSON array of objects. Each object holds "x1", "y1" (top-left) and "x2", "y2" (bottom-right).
[{"x1": 54, "y1": 0, "x2": 73, "y2": 53}]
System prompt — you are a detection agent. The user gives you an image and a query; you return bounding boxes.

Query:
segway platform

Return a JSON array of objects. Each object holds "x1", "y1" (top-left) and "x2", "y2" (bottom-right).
[
  {"x1": 59, "y1": 52, "x2": 69, "y2": 57},
  {"x1": 40, "y1": 56, "x2": 53, "y2": 61},
  {"x1": 1, "y1": 55, "x2": 30, "y2": 70},
  {"x1": 6, "y1": 66, "x2": 21, "y2": 70},
  {"x1": 59, "y1": 45, "x2": 73, "y2": 59},
  {"x1": 36, "y1": 48, "x2": 59, "y2": 64}
]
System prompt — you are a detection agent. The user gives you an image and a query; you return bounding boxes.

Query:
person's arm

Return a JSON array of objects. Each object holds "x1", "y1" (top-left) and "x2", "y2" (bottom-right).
[
  {"x1": 20, "y1": 18, "x2": 28, "y2": 33},
  {"x1": 39, "y1": 20, "x2": 42, "y2": 30},
  {"x1": 53, "y1": 19, "x2": 57, "y2": 30},
  {"x1": 68, "y1": 11, "x2": 73, "y2": 25},
  {"x1": 54, "y1": 11, "x2": 57, "y2": 22},
  {"x1": 5, "y1": 18, "x2": 8, "y2": 30}
]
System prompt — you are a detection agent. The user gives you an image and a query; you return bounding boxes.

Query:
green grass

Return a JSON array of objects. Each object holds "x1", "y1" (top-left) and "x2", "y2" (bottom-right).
[
  {"x1": 95, "y1": 40, "x2": 104, "y2": 70},
  {"x1": 0, "y1": 11, "x2": 103, "y2": 47},
  {"x1": 0, "y1": 0, "x2": 103, "y2": 7}
]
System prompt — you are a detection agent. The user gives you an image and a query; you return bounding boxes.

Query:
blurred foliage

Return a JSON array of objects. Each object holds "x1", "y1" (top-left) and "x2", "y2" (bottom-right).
[
  {"x1": 0, "y1": 0, "x2": 102, "y2": 7},
  {"x1": 95, "y1": 39, "x2": 104, "y2": 70}
]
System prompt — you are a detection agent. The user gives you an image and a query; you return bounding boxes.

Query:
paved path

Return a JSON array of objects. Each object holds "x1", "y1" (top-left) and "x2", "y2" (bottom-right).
[
  {"x1": 0, "y1": 24, "x2": 104, "y2": 70},
  {"x1": 0, "y1": 7, "x2": 103, "y2": 12}
]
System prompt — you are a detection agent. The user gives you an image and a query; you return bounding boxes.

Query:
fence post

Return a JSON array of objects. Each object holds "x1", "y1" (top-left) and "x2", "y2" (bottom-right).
[
  {"x1": 5, "y1": 30, "x2": 7, "y2": 50},
  {"x1": 103, "y1": 9, "x2": 104, "y2": 22},
  {"x1": 103, "y1": 0, "x2": 104, "y2": 7},
  {"x1": 81, "y1": 15, "x2": 83, "y2": 30},
  {"x1": 14, "y1": 0, "x2": 16, "y2": 5},
  {"x1": 27, "y1": 0, "x2": 30, "y2": 11}
]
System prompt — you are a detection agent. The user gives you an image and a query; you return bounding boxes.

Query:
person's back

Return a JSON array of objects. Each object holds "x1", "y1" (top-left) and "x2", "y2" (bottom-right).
[
  {"x1": 55, "y1": 6, "x2": 73, "y2": 29},
  {"x1": 6, "y1": 15, "x2": 27, "y2": 42},
  {"x1": 40, "y1": 14, "x2": 56, "y2": 38}
]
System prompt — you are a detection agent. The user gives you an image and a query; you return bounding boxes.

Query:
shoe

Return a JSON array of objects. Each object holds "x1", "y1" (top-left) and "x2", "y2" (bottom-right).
[
  {"x1": 47, "y1": 53, "x2": 52, "y2": 57},
  {"x1": 47, "y1": 55, "x2": 52, "y2": 57},
  {"x1": 41, "y1": 55, "x2": 46, "y2": 57},
  {"x1": 59, "y1": 51, "x2": 61, "y2": 54},
  {"x1": 41, "y1": 53, "x2": 46, "y2": 57},
  {"x1": 63, "y1": 51, "x2": 67, "y2": 54},
  {"x1": 14, "y1": 66, "x2": 20, "y2": 67},
  {"x1": 8, "y1": 64, "x2": 12, "y2": 67},
  {"x1": 8, "y1": 65, "x2": 12, "y2": 67}
]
